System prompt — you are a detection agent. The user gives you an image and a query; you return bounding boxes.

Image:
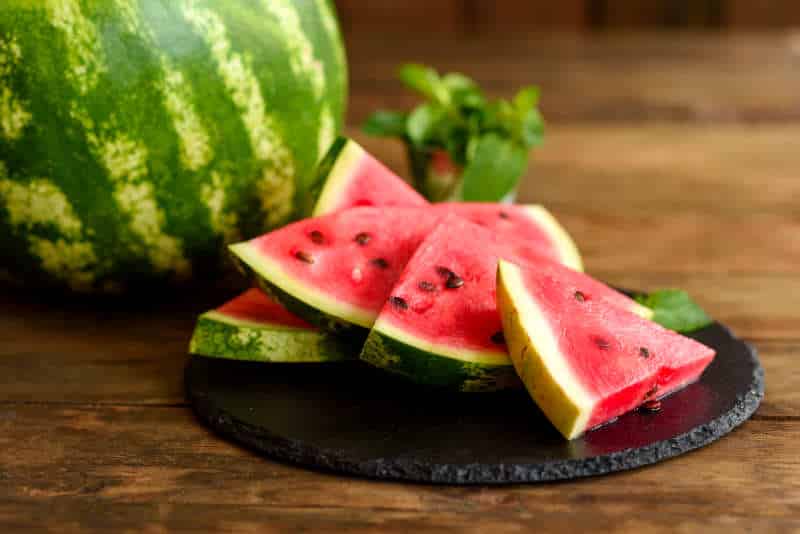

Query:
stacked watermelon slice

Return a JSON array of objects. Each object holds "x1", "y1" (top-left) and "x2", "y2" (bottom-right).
[{"x1": 190, "y1": 138, "x2": 715, "y2": 440}]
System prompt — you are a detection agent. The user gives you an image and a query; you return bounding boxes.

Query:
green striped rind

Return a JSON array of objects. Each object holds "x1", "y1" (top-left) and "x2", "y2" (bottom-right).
[
  {"x1": 310, "y1": 137, "x2": 369, "y2": 217},
  {"x1": 297, "y1": 136, "x2": 349, "y2": 217},
  {"x1": 360, "y1": 330, "x2": 521, "y2": 392},
  {"x1": 0, "y1": 0, "x2": 346, "y2": 293},
  {"x1": 189, "y1": 313, "x2": 352, "y2": 362},
  {"x1": 230, "y1": 248, "x2": 370, "y2": 342}
]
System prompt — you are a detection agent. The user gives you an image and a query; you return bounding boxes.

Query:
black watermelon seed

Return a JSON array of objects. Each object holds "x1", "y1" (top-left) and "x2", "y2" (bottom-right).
[
  {"x1": 639, "y1": 347, "x2": 651, "y2": 359},
  {"x1": 294, "y1": 250, "x2": 314, "y2": 264},
  {"x1": 445, "y1": 274, "x2": 464, "y2": 289},
  {"x1": 574, "y1": 290, "x2": 586, "y2": 302},
  {"x1": 640, "y1": 399, "x2": 662, "y2": 413},
  {"x1": 370, "y1": 258, "x2": 389, "y2": 269},
  {"x1": 499, "y1": 211, "x2": 509, "y2": 219},
  {"x1": 354, "y1": 232, "x2": 371, "y2": 245},
  {"x1": 388, "y1": 296, "x2": 408, "y2": 310},
  {"x1": 593, "y1": 337, "x2": 610, "y2": 350},
  {"x1": 435, "y1": 266, "x2": 453, "y2": 278},
  {"x1": 309, "y1": 230, "x2": 324, "y2": 244},
  {"x1": 645, "y1": 384, "x2": 659, "y2": 398},
  {"x1": 490, "y1": 331, "x2": 505, "y2": 345},
  {"x1": 418, "y1": 280, "x2": 436, "y2": 292}
]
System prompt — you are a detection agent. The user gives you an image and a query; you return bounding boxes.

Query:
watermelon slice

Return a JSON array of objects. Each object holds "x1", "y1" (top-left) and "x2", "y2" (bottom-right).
[
  {"x1": 361, "y1": 216, "x2": 649, "y2": 391},
  {"x1": 189, "y1": 288, "x2": 351, "y2": 362},
  {"x1": 496, "y1": 260, "x2": 716, "y2": 439},
  {"x1": 230, "y1": 208, "x2": 441, "y2": 339},
  {"x1": 305, "y1": 139, "x2": 582, "y2": 271},
  {"x1": 229, "y1": 206, "x2": 575, "y2": 340},
  {"x1": 305, "y1": 137, "x2": 428, "y2": 217}
]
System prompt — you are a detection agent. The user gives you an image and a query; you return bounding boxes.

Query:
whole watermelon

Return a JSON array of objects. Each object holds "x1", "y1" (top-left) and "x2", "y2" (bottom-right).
[{"x1": 0, "y1": 0, "x2": 347, "y2": 292}]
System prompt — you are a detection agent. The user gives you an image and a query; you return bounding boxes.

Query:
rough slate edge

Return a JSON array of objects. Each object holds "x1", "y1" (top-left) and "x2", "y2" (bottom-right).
[{"x1": 186, "y1": 322, "x2": 764, "y2": 485}]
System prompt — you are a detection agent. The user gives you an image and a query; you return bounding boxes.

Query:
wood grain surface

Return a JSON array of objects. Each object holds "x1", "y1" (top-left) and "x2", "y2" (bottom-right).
[{"x1": 2, "y1": 34, "x2": 798, "y2": 532}]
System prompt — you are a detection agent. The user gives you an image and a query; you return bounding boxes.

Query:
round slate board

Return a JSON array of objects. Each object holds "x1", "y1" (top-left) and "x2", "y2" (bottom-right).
[{"x1": 186, "y1": 321, "x2": 763, "y2": 484}]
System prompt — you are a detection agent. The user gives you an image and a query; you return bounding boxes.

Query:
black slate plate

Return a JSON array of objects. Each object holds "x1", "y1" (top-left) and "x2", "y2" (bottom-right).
[{"x1": 186, "y1": 321, "x2": 763, "y2": 484}]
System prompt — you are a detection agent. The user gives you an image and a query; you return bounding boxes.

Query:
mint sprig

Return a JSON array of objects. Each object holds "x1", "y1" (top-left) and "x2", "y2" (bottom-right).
[
  {"x1": 636, "y1": 290, "x2": 713, "y2": 333},
  {"x1": 362, "y1": 63, "x2": 544, "y2": 201}
]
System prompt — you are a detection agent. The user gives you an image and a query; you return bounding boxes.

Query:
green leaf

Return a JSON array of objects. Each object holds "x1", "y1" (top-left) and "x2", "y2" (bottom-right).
[
  {"x1": 461, "y1": 133, "x2": 527, "y2": 201},
  {"x1": 519, "y1": 108, "x2": 545, "y2": 148},
  {"x1": 406, "y1": 104, "x2": 442, "y2": 147},
  {"x1": 494, "y1": 99, "x2": 514, "y2": 121},
  {"x1": 442, "y1": 72, "x2": 477, "y2": 93},
  {"x1": 362, "y1": 110, "x2": 407, "y2": 138},
  {"x1": 635, "y1": 290, "x2": 713, "y2": 333},
  {"x1": 442, "y1": 73, "x2": 483, "y2": 110},
  {"x1": 399, "y1": 63, "x2": 449, "y2": 105},
  {"x1": 513, "y1": 86, "x2": 540, "y2": 114},
  {"x1": 442, "y1": 124, "x2": 470, "y2": 165}
]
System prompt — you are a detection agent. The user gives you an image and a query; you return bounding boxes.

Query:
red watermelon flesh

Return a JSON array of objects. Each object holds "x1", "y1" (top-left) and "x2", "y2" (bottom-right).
[
  {"x1": 497, "y1": 260, "x2": 716, "y2": 439},
  {"x1": 431, "y1": 203, "x2": 583, "y2": 271},
  {"x1": 311, "y1": 138, "x2": 428, "y2": 217},
  {"x1": 214, "y1": 288, "x2": 312, "y2": 329},
  {"x1": 229, "y1": 207, "x2": 566, "y2": 333},
  {"x1": 367, "y1": 216, "x2": 649, "y2": 371}
]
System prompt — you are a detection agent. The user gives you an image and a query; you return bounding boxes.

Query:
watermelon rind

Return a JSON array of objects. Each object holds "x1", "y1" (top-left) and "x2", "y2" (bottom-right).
[
  {"x1": 361, "y1": 327, "x2": 519, "y2": 392},
  {"x1": 229, "y1": 241, "x2": 372, "y2": 339},
  {"x1": 306, "y1": 136, "x2": 428, "y2": 217},
  {"x1": 496, "y1": 260, "x2": 593, "y2": 437},
  {"x1": 189, "y1": 310, "x2": 351, "y2": 363},
  {"x1": 309, "y1": 137, "x2": 366, "y2": 217},
  {"x1": 300, "y1": 137, "x2": 351, "y2": 217}
]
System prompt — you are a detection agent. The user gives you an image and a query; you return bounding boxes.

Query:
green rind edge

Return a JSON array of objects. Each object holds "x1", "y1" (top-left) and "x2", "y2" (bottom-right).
[
  {"x1": 360, "y1": 329, "x2": 521, "y2": 392},
  {"x1": 231, "y1": 253, "x2": 370, "y2": 343},
  {"x1": 297, "y1": 136, "x2": 348, "y2": 218},
  {"x1": 189, "y1": 316, "x2": 353, "y2": 363}
]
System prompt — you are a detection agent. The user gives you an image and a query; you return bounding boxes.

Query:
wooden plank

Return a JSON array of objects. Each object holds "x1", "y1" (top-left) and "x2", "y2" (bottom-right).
[
  {"x1": 0, "y1": 406, "x2": 796, "y2": 532},
  {"x1": 1, "y1": 500, "x2": 796, "y2": 534},
  {"x1": 351, "y1": 125, "x2": 800, "y2": 216},
  {"x1": 335, "y1": 0, "x2": 463, "y2": 36},
  {"x1": 346, "y1": 34, "x2": 800, "y2": 124},
  {"x1": 467, "y1": 0, "x2": 586, "y2": 32},
  {"x1": 591, "y1": 0, "x2": 666, "y2": 27},
  {"x1": 559, "y1": 211, "x2": 800, "y2": 275},
  {"x1": 0, "y1": 284, "x2": 794, "y2": 414},
  {"x1": 727, "y1": 0, "x2": 800, "y2": 28},
  {"x1": 590, "y1": 0, "x2": 722, "y2": 28},
  {"x1": 2, "y1": 499, "x2": 794, "y2": 534}
]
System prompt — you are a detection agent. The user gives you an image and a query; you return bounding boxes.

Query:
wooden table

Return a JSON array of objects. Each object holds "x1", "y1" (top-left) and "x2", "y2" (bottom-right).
[{"x1": 2, "y1": 33, "x2": 799, "y2": 532}]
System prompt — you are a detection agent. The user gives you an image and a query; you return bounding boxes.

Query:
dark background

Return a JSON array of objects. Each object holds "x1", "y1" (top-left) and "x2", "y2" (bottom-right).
[{"x1": 335, "y1": 0, "x2": 800, "y2": 33}]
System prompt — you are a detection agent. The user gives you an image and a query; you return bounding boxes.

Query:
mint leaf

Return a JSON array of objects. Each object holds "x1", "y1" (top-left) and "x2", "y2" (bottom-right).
[
  {"x1": 399, "y1": 64, "x2": 449, "y2": 105},
  {"x1": 636, "y1": 290, "x2": 713, "y2": 333},
  {"x1": 406, "y1": 104, "x2": 442, "y2": 147},
  {"x1": 362, "y1": 111, "x2": 407, "y2": 137},
  {"x1": 461, "y1": 133, "x2": 527, "y2": 201},
  {"x1": 442, "y1": 72, "x2": 477, "y2": 93},
  {"x1": 513, "y1": 86, "x2": 540, "y2": 114},
  {"x1": 519, "y1": 108, "x2": 545, "y2": 148}
]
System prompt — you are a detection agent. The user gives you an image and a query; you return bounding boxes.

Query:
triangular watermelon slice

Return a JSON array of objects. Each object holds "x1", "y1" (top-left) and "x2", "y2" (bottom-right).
[
  {"x1": 189, "y1": 288, "x2": 351, "y2": 362},
  {"x1": 305, "y1": 138, "x2": 582, "y2": 271},
  {"x1": 361, "y1": 216, "x2": 649, "y2": 391},
  {"x1": 229, "y1": 207, "x2": 577, "y2": 340},
  {"x1": 496, "y1": 260, "x2": 716, "y2": 439},
  {"x1": 230, "y1": 208, "x2": 442, "y2": 339},
  {"x1": 306, "y1": 137, "x2": 428, "y2": 217}
]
